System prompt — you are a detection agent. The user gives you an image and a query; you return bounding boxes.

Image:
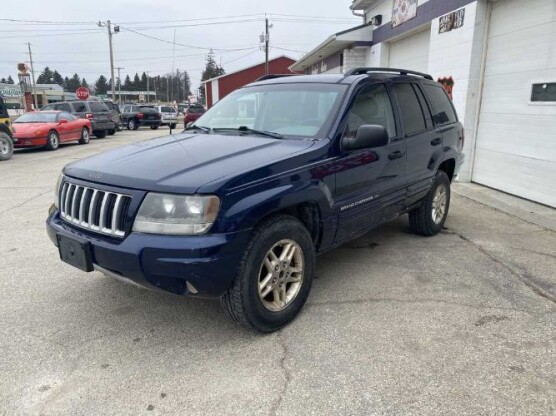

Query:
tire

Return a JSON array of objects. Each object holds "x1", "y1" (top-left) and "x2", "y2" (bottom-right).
[
  {"x1": 45, "y1": 130, "x2": 60, "y2": 151},
  {"x1": 170, "y1": 123, "x2": 177, "y2": 129},
  {"x1": 221, "y1": 215, "x2": 315, "y2": 332},
  {"x1": 408, "y1": 170, "x2": 451, "y2": 236},
  {"x1": 0, "y1": 132, "x2": 14, "y2": 161},
  {"x1": 128, "y1": 119, "x2": 139, "y2": 130},
  {"x1": 116, "y1": 122, "x2": 123, "y2": 132},
  {"x1": 95, "y1": 130, "x2": 107, "y2": 139},
  {"x1": 78, "y1": 127, "x2": 90, "y2": 145},
  {"x1": 150, "y1": 125, "x2": 159, "y2": 130},
  {"x1": 107, "y1": 129, "x2": 116, "y2": 136}
]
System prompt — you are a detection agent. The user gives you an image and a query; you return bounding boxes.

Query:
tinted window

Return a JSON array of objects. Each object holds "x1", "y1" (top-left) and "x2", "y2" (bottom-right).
[
  {"x1": 347, "y1": 84, "x2": 396, "y2": 138},
  {"x1": 531, "y1": 82, "x2": 556, "y2": 102},
  {"x1": 56, "y1": 103, "x2": 72, "y2": 112},
  {"x1": 132, "y1": 106, "x2": 139, "y2": 112},
  {"x1": 42, "y1": 104, "x2": 56, "y2": 111},
  {"x1": 392, "y1": 84, "x2": 427, "y2": 135},
  {"x1": 58, "y1": 112, "x2": 76, "y2": 121},
  {"x1": 72, "y1": 101, "x2": 86, "y2": 112},
  {"x1": 89, "y1": 102, "x2": 109, "y2": 112},
  {"x1": 422, "y1": 84, "x2": 457, "y2": 125}
]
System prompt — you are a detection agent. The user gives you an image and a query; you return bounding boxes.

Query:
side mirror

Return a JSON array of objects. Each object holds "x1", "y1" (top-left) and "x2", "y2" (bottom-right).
[
  {"x1": 186, "y1": 121, "x2": 194, "y2": 128},
  {"x1": 59, "y1": 119, "x2": 68, "y2": 124},
  {"x1": 342, "y1": 125, "x2": 389, "y2": 151}
]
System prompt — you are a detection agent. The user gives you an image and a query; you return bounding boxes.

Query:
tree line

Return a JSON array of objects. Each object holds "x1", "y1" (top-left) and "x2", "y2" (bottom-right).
[{"x1": 0, "y1": 76, "x2": 15, "y2": 84}]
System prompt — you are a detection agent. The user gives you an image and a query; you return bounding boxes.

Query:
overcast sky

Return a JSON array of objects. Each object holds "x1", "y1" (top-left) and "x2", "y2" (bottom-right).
[{"x1": 2, "y1": 0, "x2": 360, "y2": 90}]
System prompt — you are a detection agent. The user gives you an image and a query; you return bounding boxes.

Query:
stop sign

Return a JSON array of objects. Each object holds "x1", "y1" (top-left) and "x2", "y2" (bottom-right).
[{"x1": 76, "y1": 86, "x2": 90, "y2": 100}]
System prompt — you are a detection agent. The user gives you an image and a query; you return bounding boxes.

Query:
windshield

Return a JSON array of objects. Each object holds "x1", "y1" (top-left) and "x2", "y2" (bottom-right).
[
  {"x1": 15, "y1": 112, "x2": 57, "y2": 123},
  {"x1": 195, "y1": 83, "x2": 347, "y2": 138}
]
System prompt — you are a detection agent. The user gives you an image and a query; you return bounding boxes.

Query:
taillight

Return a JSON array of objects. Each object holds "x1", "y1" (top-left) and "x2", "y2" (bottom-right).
[
  {"x1": 136, "y1": 113, "x2": 144, "y2": 119},
  {"x1": 86, "y1": 113, "x2": 94, "y2": 120}
]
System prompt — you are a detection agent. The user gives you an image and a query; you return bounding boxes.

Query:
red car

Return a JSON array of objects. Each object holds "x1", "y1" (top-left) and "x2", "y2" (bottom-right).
[
  {"x1": 13, "y1": 111, "x2": 91, "y2": 151},
  {"x1": 183, "y1": 104, "x2": 206, "y2": 126}
]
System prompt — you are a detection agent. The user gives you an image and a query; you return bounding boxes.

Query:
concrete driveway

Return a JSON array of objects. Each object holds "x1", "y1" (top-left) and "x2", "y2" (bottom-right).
[{"x1": 1, "y1": 128, "x2": 554, "y2": 415}]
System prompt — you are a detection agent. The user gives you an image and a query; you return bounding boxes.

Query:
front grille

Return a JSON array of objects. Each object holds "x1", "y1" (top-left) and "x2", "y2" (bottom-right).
[{"x1": 59, "y1": 182, "x2": 131, "y2": 238}]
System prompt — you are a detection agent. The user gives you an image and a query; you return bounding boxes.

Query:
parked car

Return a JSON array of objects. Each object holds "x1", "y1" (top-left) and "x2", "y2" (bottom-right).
[
  {"x1": 41, "y1": 100, "x2": 115, "y2": 138},
  {"x1": 13, "y1": 111, "x2": 91, "y2": 150},
  {"x1": 121, "y1": 104, "x2": 161, "y2": 130},
  {"x1": 183, "y1": 103, "x2": 205, "y2": 126},
  {"x1": 0, "y1": 96, "x2": 14, "y2": 161},
  {"x1": 102, "y1": 100, "x2": 123, "y2": 131},
  {"x1": 154, "y1": 105, "x2": 178, "y2": 129},
  {"x1": 47, "y1": 68, "x2": 464, "y2": 332}
]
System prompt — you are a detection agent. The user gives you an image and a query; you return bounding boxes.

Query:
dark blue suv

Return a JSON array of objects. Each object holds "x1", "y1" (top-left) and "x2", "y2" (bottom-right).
[{"x1": 47, "y1": 68, "x2": 464, "y2": 332}]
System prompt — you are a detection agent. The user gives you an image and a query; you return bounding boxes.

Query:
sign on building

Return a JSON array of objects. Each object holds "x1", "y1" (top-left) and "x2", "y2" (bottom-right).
[
  {"x1": 0, "y1": 84, "x2": 22, "y2": 98},
  {"x1": 439, "y1": 8, "x2": 465, "y2": 33},
  {"x1": 392, "y1": 0, "x2": 417, "y2": 28}
]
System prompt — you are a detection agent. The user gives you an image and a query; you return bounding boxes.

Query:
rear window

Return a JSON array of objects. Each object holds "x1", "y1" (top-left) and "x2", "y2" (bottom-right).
[
  {"x1": 188, "y1": 106, "x2": 204, "y2": 114},
  {"x1": 422, "y1": 84, "x2": 457, "y2": 125},
  {"x1": 41, "y1": 104, "x2": 56, "y2": 111},
  {"x1": 89, "y1": 101, "x2": 109, "y2": 112},
  {"x1": 161, "y1": 106, "x2": 175, "y2": 113},
  {"x1": 72, "y1": 101, "x2": 87, "y2": 112}
]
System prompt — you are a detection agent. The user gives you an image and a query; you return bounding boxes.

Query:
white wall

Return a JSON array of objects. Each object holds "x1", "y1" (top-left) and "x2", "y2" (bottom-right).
[{"x1": 364, "y1": 0, "x2": 431, "y2": 27}]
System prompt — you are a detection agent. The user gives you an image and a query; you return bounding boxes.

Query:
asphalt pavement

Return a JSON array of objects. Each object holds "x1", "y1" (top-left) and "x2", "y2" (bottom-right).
[{"x1": 1, "y1": 127, "x2": 555, "y2": 415}]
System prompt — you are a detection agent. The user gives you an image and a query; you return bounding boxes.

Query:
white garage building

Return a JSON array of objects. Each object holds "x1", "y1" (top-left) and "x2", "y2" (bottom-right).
[{"x1": 291, "y1": 0, "x2": 556, "y2": 207}]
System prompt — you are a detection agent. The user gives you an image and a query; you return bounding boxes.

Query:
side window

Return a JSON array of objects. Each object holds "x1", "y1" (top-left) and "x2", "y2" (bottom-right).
[
  {"x1": 132, "y1": 106, "x2": 139, "y2": 112},
  {"x1": 42, "y1": 104, "x2": 56, "y2": 111},
  {"x1": 422, "y1": 84, "x2": 458, "y2": 125},
  {"x1": 392, "y1": 84, "x2": 427, "y2": 135},
  {"x1": 346, "y1": 84, "x2": 396, "y2": 138},
  {"x1": 56, "y1": 103, "x2": 72, "y2": 112},
  {"x1": 72, "y1": 102, "x2": 86, "y2": 112}
]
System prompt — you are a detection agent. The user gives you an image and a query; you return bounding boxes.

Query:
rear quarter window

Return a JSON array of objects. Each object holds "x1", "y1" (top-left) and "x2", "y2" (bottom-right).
[
  {"x1": 422, "y1": 84, "x2": 458, "y2": 125},
  {"x1": 72, "y1": 102, "x2": 87, "y2": 112}
]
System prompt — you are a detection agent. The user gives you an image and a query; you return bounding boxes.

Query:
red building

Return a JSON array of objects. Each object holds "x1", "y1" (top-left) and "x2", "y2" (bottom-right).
[{"x1": 202, "y1": 56, "x2": 298, "y2": 108}]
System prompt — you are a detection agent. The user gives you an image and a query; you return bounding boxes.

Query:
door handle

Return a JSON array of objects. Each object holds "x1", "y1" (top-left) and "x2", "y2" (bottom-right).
[
  {"x1": 431, "y1": 137, "x2": 442, "y2": 146},
  {"x1": 388, "y1": 150, "x2": 405, "y2": 160}
]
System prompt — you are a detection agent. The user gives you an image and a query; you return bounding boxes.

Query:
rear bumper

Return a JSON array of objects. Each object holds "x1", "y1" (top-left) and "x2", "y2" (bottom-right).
[
  {"x1": 13, "y1": 135, "x2": 47, "y2": 147},
  {"x1": 91, "y1": 121, "x2": 116, "y2": 131},
  {"x1": 138, "y1": 119, "x2": 161, "y2": 126},
  {"x1": 46, "y1": 210, "x2": 251, "y2": 298}
]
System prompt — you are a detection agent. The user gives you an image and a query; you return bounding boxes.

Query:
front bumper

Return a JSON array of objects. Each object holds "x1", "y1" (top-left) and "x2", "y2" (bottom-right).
[
  {"x1": 13, "y1": 135, "x2": 47, "y2": 147},
  {"x1": 46, "y1": 210, "x2": 251, "y2": 298}
]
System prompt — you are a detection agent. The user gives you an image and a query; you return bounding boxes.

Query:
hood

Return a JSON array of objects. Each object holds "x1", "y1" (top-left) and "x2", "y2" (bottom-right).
[
  {"x1": 64, "y1": 133, "x2": 316, "y2": 193},
  {"x1": 13, "y1": 122, "x2": 54, "y2": 135}
]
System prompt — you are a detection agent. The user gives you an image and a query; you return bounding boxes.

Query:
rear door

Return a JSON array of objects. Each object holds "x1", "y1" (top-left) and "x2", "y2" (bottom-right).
[
  {"x1": 71, "y1": 101, "x2": 87, "y2": 119},
  {"x1": 390, "y1": 82, "x2": 440, "y2": 205},
  {"x1": 89, "y1": 101, "x2": 111, "y2": 122},
  {"x1": 334, "y1": 82, "x2": 407, "y2": 243}
]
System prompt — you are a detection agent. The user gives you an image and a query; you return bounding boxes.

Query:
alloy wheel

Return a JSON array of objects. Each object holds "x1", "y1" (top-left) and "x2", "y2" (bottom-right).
[
  {"x1": 431, "y1": 184, "x2": 447, "y2": 224},
  {"x1": 0, "y1": 136, "x2": 10, "y2": 155}
]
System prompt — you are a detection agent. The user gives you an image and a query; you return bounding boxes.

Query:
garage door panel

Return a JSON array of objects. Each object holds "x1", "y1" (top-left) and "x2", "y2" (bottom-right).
[
  {"x1": 389, "y1": 28, "x2": 431, "y2": 73},
  {"x1": 473, "y1": 150, "x2": 556, "y2": 208},
  {"x1": 473, "y1": 0, "x2": 556, "y2": 207}
]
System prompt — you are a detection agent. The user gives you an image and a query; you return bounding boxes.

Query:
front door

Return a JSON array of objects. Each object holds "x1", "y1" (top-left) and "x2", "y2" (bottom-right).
[{"x1": 334, "y1": 83, "x2": 407, "y2": 243}]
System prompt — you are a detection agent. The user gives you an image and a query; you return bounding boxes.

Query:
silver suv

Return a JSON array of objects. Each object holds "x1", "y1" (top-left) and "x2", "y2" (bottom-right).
[{"x1": 154, "y1": 105, "x2": 178, "y2": 129}]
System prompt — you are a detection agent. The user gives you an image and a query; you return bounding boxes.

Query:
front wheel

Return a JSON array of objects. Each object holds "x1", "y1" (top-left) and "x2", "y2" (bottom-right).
[
  {"x1": 408, "y1": 170, "x2": 451, "y2": 236},
  {"x1": 128, "y1": 119, "x2": 138, "y2": 130},
  {"x1": 78, "y1": 127, "x2": 90, "y2": 144},
  {"x1": 107, "y1": 129, "x2": 116, "y2": 136},
  {"x1": 221, "y1": 215, "x2": 315, "y2": 332},
  {"x1": 45, "y1": 130, "x2": 60, "y2": 151},
  {"x1": 0, "y1": 132, "x2": 14, "y2": 161},
  {"x1": 150, "y1": 125, "x2": 159, "y2": 130}
]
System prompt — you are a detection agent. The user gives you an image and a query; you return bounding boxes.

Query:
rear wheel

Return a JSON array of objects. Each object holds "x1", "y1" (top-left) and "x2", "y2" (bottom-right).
[
  {"x1": 128, "y1": 119, "x2": 138, "y2": 130},
  {"x1": 0, "y1": 132, "x2": 14, "y2": 161},
  {"x1": 78, "y1": 127, "x2": 90, "y2": 145},
  {"x1": 150, "y1": 125, "x2": 159, "y2": 130},
  {"x1": 107, "y1": 129, "x2": 116, "y2": 136},
  {"x1": 408, "y1": 170, "x2": 451, "y2": 236},
  {"x1": 221, "y1": 215, "x2": 315, "y2": 332},
  {"x1": 95, "y1": 130, "x2": 107, "y2": 138},
  {"x1": 45, "y1": 130, "x2": 60, "y2": 151}
]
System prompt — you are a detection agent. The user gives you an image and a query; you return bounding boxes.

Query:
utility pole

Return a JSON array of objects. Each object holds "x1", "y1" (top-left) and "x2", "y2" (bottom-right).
[
  {"x1": 265, "y1": 17, "x2": 270, "y2": 75},
  {"x1": 171, "y1": 29, "x2": 176, "y2": 104},
  {"x1": 27, "y1": 42, "x2": 38, "y2": 109},
  {"x1": 98, "y1": 20, "x2": 118, "y2": 102},
  {"x1": 116, "y1": 66, "x2": 124, "y2": 103},
  {"x1": 146, "y1": 71, "x2": 150, "y2": 104}
]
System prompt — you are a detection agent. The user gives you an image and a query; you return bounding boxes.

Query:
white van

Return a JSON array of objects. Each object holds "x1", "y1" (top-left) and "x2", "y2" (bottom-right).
[{"x1": 154, "y1": 105, "x2": 178, "y2": 129}]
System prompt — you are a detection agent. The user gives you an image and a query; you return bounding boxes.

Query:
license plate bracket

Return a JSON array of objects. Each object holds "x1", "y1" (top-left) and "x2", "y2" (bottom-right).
[{"x1": 57, "y1": 234, "x2": 94, "y2": 272}]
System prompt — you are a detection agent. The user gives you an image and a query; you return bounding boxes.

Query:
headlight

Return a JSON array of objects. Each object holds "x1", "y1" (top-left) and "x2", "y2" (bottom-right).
[
  {"x1": 133, "y1": 193, "x2": 220, "y2": 235},
  {"x1": 54, "y1": 172, "x2": 63, "y2": 208}
]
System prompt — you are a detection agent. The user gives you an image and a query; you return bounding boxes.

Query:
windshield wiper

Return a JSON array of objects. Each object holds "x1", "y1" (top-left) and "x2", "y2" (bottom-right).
[
  {"x1": 213, "y1": 126, "x2": 283, "y2": 140},
  {"x1": 183, "y1": 124, "x2": 211, "y2": 134}
]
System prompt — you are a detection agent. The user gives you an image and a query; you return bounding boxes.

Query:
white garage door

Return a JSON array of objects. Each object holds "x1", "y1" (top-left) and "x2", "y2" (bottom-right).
[
  {"x1": 473, "y1": 0, "x2": 556, "y2": 207},
  {"x1": 388, "y1": 27, "x2": 431, "y2": 73}
]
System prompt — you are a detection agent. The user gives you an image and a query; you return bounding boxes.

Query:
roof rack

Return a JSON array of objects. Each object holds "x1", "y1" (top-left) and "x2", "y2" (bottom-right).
[
  {"x1": 344, "y1": 67, "x2": 433, "y2": 80},
  {"x1": 255, "y1": 74, "x2": 299, "y2": 82}
]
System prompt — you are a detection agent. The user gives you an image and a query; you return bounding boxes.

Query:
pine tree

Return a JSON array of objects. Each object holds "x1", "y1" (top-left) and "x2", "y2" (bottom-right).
[
  {"x1": 95, "y1": 75, "x2": 109, "y2": 95},
  {"x1": 132, "y1": 73, "x2": 141, "y2": 91},
  {"x1": 37, "y1": 66, "x2": 54, "y2": 84},
  {"x1": 7, "y1": 75, "x2": 14, "y2": 84},
  {"x1": 200, "y1": 50, "x2": 225, "y2": 98},
  {"x1": 0, "y1": 78, "x2": 6, "y2": 84},
  {"x1": 52, "y1": 71, "x2": 64, "y2": 87},
  {"x1": 81, "y1": 78, "x2": 89, "y2": 89},
  {"x1": 124, "y1": 75, "x2": 132, "y2": 90},
  {"x1": 183, "y1": 70, "x2": 192, "y2": 97},
  {"x1": 66, "y1": 73, "x2": 81, "y2": 92},
  {"x1": 140, "y1": 72, "x2": 148, "y2": 91}
]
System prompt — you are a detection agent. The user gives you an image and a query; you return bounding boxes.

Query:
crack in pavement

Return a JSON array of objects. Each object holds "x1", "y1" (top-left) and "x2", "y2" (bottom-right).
[
  {"x1": 452, "y1": 232, "x2": 556, "y2": 305},
  {"x1": 307, "y1": 296, "x2": 534, "y2": 315},
  {"x1": 269, "y1": 331, "x2": 292, "y2": 416},
  {"x1": 0, "y1": 190, "x2": 51, "y2": 215}
]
